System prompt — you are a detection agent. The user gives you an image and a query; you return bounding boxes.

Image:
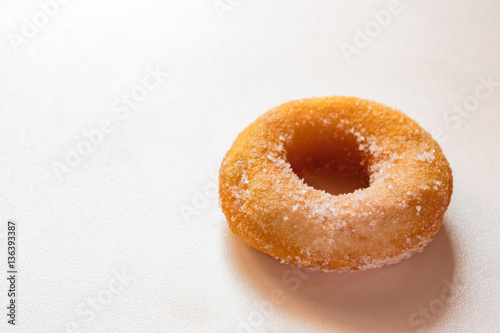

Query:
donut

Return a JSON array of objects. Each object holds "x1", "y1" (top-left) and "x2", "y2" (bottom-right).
[{"x1": 219, "y1": 96, "x2": 453, "y2": 272}]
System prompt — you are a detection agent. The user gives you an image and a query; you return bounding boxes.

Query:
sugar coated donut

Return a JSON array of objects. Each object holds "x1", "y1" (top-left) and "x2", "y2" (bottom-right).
[{"x1": 219, "y1": 96, "x2": 453, "y2": 272}]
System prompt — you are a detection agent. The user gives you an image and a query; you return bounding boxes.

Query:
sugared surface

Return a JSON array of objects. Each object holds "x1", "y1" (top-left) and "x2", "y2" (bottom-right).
[{"x1": 220, "y1": 97, "x2": 453, "y2": 271}]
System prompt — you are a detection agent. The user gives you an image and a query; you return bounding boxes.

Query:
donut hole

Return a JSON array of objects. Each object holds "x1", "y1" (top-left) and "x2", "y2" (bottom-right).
[
  {"x1": 285, "y1": 129, "x2": 370, "y2": 195},
  {"x1": 299, "y1": 168, "x2": 368, "y2": 196}
]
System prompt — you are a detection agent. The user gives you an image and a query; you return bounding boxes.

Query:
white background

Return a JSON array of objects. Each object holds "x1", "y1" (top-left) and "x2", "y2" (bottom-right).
[{"x1": 1, "y1": 0, "x2": 499, "y2": 332}]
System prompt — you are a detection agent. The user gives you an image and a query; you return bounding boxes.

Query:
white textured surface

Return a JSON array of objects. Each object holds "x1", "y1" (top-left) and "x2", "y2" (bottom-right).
[{"x1": 0, "y1": 0, "x2": 499, "y2": 332}]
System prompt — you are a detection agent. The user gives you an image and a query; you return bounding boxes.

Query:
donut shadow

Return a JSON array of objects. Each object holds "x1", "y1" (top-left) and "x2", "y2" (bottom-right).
[{"x1": 227, "y1": 217, "x2": 457, "y2": 333}]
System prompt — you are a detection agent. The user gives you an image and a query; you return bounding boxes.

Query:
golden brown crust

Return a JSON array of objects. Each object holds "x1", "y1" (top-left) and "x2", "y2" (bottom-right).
[{"x1": 219, "y1": 96, "x2": 453, "y2": 272}]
